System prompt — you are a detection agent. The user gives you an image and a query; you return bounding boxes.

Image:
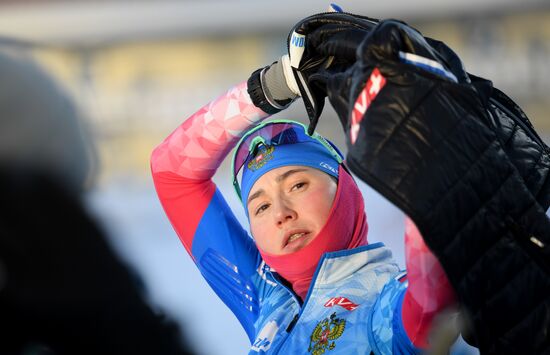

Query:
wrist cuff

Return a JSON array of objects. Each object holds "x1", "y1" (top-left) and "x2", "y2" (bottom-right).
[{"x1": 247, "y1": 67, "x2": 292, "y2": 115}]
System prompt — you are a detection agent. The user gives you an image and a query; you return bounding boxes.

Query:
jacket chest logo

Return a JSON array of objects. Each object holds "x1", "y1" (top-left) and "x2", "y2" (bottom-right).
[
  {"x1": 307, "y1": 312, "x2": 346, "y2": 355},
  {"x1": 324, "y1": 296, "x2": 358, "y2": 311}
]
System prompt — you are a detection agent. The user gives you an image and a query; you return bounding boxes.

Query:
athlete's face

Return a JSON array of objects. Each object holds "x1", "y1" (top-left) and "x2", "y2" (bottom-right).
[{"x1": 247, "y1": 166, "x2": 337, "y2": 255}]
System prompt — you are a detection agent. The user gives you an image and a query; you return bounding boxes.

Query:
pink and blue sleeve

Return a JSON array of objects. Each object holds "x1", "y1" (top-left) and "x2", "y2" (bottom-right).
[{"x1": 151, "y1": 81, "x2": 270, "y2": 340}]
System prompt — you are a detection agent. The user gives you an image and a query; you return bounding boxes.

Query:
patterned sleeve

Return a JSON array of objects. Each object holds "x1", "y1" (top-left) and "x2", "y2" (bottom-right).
[
  {"x1": 401, "y1": 218, "x2": 457, "y2": 348},
  {"x1": 151, "y1": 81, "x2": 270, "y2": 341},
  {"x1": 368, "y1": 275, "x2": 421, "y2": 355},
  {"x1": 369, "y1": 218, "x2": 458, "y2": 354}
]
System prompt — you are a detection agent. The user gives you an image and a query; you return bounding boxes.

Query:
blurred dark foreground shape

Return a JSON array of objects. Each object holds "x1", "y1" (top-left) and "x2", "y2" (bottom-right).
[{"x1": 0, "y1": 48, "x2": 195, "y2": 355}]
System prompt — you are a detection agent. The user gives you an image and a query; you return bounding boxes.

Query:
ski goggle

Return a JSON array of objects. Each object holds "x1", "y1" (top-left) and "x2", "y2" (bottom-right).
[{"x1": 231, "y1": 119, "x2": 344, "y2": 201}]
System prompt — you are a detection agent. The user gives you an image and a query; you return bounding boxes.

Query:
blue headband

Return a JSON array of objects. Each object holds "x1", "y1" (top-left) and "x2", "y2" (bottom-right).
[{"x1": 240, "y1": 139, "x2": 341, "y2": 211}]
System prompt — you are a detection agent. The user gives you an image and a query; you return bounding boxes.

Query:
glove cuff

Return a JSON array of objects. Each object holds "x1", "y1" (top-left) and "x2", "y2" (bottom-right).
[
  {"x1": 247, "y1": 65, "x2": 294, "y2": 115},
  {"x1": 280, "y1": 54, "x2": 300, "y2": 96}
]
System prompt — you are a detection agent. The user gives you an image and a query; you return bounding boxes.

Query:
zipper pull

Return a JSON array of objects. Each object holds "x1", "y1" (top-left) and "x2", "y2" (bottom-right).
[{"x1": 286, "y1": 314, "x2": 299, "y2": 333}]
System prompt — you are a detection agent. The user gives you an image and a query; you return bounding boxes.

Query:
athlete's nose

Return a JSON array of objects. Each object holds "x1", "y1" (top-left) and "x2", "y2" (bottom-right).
[{"x1": 273, "y1": 198, "x2": 297, "y2": 227}]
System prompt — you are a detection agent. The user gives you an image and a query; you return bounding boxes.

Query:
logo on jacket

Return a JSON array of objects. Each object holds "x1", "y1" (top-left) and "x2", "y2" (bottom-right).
[
  {"x1": 308, "y1": 312, "x2": 346, "y2": 355},
  {"x1": 324, "y1": 297, "x2": 358, "y2": 311},
  {"x1": 247, "y1": 145, "x2": 275, "y2": 171},
  {"x1": 350, "y1": 67, "x2": 386, "y2": 145},
  {"x1": 251, "y1": 320, "x2": 278, "y2": 352}
]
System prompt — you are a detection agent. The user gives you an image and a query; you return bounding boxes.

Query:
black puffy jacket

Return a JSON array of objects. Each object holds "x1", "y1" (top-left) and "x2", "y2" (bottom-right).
[{"x1": 326, "y1": 20, "x2": 550, "y2": 355}]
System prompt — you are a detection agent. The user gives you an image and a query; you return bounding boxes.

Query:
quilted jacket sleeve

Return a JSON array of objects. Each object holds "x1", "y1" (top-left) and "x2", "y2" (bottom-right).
[{"x1": 325, "y1": 19, "x2": 550, "y2": 354}]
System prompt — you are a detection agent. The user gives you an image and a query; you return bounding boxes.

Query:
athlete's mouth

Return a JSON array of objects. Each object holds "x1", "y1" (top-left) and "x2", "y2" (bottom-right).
[
  {"x1": 288, "y1": 232, "x2": 306, "y2": 243},
  {"x1": 283, "y1": 230, "x2": 310, "y2": 247}
]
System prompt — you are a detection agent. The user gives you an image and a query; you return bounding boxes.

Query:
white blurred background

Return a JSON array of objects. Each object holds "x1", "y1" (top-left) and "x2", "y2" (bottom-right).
[{"x1": 1, "y1": 1, "x2": 549, "y2": 354}]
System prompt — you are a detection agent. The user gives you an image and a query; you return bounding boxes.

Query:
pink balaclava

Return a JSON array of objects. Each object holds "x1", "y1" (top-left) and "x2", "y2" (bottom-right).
[{"x1": 258, "y1": 165, "x2": 369, "y2": 300}]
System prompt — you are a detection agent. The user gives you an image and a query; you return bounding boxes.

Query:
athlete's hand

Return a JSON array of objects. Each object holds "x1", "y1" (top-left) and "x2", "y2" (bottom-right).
[
  {"x1": 286, "y1": 11, "x2": 378, "y2": 133},
  {"x1": 246, "y1": 8, "x2": 377, "y2": 118}
]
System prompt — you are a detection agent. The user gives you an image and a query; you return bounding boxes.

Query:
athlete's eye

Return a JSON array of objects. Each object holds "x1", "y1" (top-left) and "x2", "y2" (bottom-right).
[
  {"x1": 255, "y1": 203, "x2": 270, "y2": 215},
  {"x1": 291, "y1": 182, "x2": 306, "y2": 191}
]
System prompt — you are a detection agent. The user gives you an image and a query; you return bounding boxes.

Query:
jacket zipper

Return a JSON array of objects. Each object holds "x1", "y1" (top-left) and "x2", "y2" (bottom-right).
[{"x1": 267, "y1": 271, "x2": 302, "y2": 333}]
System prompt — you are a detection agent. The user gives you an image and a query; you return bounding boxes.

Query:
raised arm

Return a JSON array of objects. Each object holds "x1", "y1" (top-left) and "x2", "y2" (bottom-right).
[
  {"x1": 151, "y1": 81, "x2": 268, "y2": 339},
  {"x1": 151, "y1": 55, "x2": 299, "y2": 340},
  {"x1": 150, "y1": 55, "x2": 300, "y2": 257},
  {"x1": 151, "y1": 81, "x2": 265, "y2": 256}
]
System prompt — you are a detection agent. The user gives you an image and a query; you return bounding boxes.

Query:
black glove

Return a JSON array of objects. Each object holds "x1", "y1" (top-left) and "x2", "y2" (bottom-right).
[
  {"x1": 247, "y1": 12, "x2": 378, "y2": 119},
  {"x1": 285, "y1": 12, "x2": 379, "y2": 133}
]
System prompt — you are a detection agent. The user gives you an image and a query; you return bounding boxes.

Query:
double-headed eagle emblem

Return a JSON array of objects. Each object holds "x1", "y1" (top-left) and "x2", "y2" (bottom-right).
[
  {"x1": 247, "y1": 145, "x2": 275, "y2": 171},
  {"x1": 308, "y1": 312, "x2": 346, "y2": 355}
]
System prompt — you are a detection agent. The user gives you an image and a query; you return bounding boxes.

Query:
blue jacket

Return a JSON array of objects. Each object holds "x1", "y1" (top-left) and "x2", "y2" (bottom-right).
[{"x1": 248, "y1": 243, "x2": 418, "y2": 354}]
